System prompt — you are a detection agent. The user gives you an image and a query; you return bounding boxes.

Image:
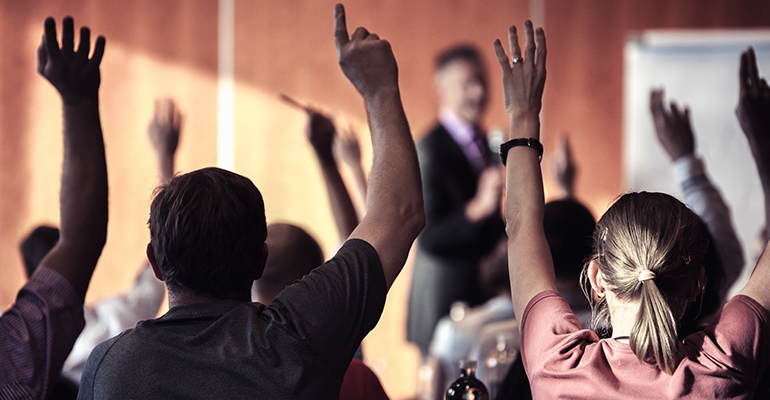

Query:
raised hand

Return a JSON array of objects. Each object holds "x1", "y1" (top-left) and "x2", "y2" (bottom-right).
[
  {"x1": 650, "y1": 89, "x2": 695, "y2": 161},
  {"x1": 148, "y1": 98, "x2": 181, "y2": 157},
  {"x1": 552, "y1": 136, "x2": 576, "y2": 197},
  {"x1": 493, "y1": 20, "x2": 546, "y2": 135},
  {"x1": 736, "y1": 47, "x2": 770, "y2": 160},
  {"x1": 334, "y1": 124, "x2": 362, "y2": 171},
  {"x1": 334, "y1": 4, "x2": 398, "y2": 98},
  {"x1": 306, "y1": 110, "x2": 336, "y2": 163},
  {"x1": 37, "y1": 17, "x2": 105, "y2": 105},
  {"x1": 148, "y1": 98, "x2": 181, "y2": 182}
]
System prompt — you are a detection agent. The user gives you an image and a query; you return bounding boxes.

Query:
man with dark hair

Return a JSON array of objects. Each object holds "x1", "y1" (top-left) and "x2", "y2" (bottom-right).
[
  {"x1": 78, "y1": 4, "x2": 424, "y2": 399},
  {"x1": 407, "y1": 44, "x2": 505, "y2": 356},
  {"x1": 0, "y1": 16, "x2": 108, "y2": 399}
]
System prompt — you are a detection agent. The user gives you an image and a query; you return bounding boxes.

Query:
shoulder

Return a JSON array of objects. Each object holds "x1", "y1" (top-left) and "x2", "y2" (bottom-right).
[{"x1": 682, "y1": 295, "x2": 770, "y2": 380}]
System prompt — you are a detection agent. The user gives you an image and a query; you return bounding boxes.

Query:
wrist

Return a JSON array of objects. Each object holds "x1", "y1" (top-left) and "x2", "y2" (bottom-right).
[
  {"x1": 363, "y1": 86, "x2": 401, "y2": 106},
  {"x1": 508, "y1": 114, "x2": 540, "y2": 140}
]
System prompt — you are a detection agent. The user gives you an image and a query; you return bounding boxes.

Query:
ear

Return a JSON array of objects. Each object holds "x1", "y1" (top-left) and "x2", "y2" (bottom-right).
[
  {"x1": 147, "y1": 242, "x2": 165, "y2": 282},
  {"x1": 252, "y1": 242, "x2": 268, "y2": 281},
  {"x1": 686, "y1": 265, "x2": 706, "y2": 302},
  {"x1": 588, "y1": 259, "x2": 606, "y2": 298}
]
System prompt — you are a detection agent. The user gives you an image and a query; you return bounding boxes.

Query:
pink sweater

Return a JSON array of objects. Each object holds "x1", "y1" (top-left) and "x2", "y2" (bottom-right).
[{"x1": 521, "y1": 291, "x2": 770, "y2": 399}]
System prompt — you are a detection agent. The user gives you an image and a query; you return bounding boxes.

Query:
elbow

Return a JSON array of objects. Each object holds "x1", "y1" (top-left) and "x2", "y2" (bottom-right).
[{"x1": 402, "y1": 198, "x2": 426, "y2": 241}]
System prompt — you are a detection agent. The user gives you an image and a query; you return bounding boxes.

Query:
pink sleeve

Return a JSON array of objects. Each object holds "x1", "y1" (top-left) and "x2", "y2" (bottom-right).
[
  {"x1": 686, "y1": 295, "x2": 770, "y2": 384},
  {"x1": 0, "y1": 266, "x2": 85, "y2": 398},
  {"x1": 520, "y1": 291, "x2": 585, "y2": 376}
]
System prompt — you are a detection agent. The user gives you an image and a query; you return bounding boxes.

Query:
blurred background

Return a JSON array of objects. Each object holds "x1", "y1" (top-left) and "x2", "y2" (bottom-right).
[{"x1": 0, "y1": 1, "x2": 768, "y2": 398}]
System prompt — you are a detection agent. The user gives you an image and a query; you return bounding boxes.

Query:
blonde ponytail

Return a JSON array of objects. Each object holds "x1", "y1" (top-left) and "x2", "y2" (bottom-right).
[
  {"x1": 584, "y1": 192, "x2": 708, "y2": 375},
  {"x1": 630, "y1": 277, "x2": 678, "y2": 374}
]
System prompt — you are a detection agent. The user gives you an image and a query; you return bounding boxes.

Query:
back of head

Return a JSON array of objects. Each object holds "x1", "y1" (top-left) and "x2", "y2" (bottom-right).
[
  {"x1": 583, "y1": 192, "x2": 708, "y2": 374},
  {"x1": 544, "y1": 199, "x2": 596, "y2": 284},
  {"x1": 20, "y1": 225, "x2": 60, "y2": 277},
  {"x1": 149, "y1": 167, "x2": 267, "y2": 299},
  {"x1": 253, "y1": 223, "x2": 324, "y2": 304}
]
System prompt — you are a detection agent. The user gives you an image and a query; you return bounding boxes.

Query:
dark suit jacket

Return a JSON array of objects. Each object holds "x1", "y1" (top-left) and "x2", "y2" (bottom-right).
[{"x1": 407, "y1": 124, "x2": 505, "y2": 356}]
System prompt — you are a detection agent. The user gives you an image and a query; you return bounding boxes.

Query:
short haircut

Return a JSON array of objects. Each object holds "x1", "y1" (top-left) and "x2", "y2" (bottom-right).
[
  {"x1": 435, "y1": 44, "x2": 483, "y2": 72},
  {"x1": 254, "y1": 223, "x2": 325, "y2": 304},
  {"x1": 149, "y1": 167, "x2": 267, "y2": 298},
  {"x1": 544, "y1": 199, "x2": 596, "y2": 284},
  {"x1": 20, "y1": 225, "x2": 60, "y2": 277}
]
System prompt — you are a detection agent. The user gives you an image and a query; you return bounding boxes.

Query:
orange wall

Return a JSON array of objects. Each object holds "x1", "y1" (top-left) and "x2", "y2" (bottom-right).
[{"x1": 0, "y1": 1, "x2": 768, "y2": 399}]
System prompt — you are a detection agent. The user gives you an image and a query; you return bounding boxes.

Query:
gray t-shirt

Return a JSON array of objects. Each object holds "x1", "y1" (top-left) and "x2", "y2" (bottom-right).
[{"x1": 78, "y1": 239, "x2": 386, "y2": 399}]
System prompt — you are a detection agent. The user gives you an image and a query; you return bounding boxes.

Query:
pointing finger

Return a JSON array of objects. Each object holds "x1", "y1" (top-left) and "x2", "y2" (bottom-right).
[{"x1": 334, "y1": 4, "x2": 349, "y2": 53}]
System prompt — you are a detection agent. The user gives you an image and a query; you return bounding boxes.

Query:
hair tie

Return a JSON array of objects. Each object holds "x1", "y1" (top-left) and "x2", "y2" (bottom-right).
[{"x1": 638, "y1": 270, "x2": 656, "y2": 282}]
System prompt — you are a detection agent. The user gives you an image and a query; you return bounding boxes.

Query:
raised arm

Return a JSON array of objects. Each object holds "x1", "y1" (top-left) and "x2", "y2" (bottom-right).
[
  {"x1": 650, "y1": 89, "x2": 744, "y2": 298},
  {"x1": 736, "y1": 47, "x2": 770, "y2": 310},
  {"x1": 494, "y1": 21, "x2": 553, "y2": 321},
  {"x1": 148, "y1": 98, "x2": 181, "y2": 184},
  {"x1": 36, "y1": 17, "x2": 107, "y2": 300},
  {"x1": 334, "y1": 4, "x2": 424, "y2": 289},
  {"x1": 306, "y1": 109, "x2": 360, "y2": 242},
  {"x1": 335, "y1": 124, "x2": 368, "y2": 205}
]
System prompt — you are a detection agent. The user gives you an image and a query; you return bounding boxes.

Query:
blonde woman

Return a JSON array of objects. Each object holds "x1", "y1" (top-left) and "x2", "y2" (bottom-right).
[{"x1": 496, "y1": 21, "x2": 770, "y2": 399}]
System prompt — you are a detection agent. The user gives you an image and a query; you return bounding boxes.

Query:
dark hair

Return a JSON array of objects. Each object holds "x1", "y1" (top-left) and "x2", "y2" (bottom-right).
[
  {"x1": 435, "y1": 45, "x2": 483, "y2": 72},
  {"x1": 20, "y1": 225, "x2": 60, "y2": 277},
  {"x1": 149, "y1": 167, "x2": 267, "y2": 298},
  {"x1": 544, "y1": 199, "x2": 596, "y2": 284},
  {"x1": 254, "y1": 223, "x2": 325, "y2": 304}
]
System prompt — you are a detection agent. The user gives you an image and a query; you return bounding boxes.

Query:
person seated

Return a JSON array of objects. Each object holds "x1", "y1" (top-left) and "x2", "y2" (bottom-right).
[
  {"x1": 77, "y1": 4, "x2": 424, "y2": 398},
  {"x1": 497, "y1": 18, "x2": 770, "y2": 398},
  {"x1": 0, "y1": 16, "x2": 108, "y2": 399},
  {"x1": 253, "y1": 223, "x2": 389, "y2": 400}
]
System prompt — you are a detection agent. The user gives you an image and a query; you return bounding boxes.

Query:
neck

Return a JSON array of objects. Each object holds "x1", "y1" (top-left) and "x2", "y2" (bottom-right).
[
  {"x1": 605, "y1": 290, "x2": 639, "y2": 339},
  {"x1": 167, "y1": 287, "x2": 250, "y2": 309}
]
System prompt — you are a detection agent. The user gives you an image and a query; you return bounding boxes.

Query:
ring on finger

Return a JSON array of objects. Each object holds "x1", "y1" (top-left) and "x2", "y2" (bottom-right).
[{"x1": 511, "y1": 57, "x2": 524, "y2": 65}]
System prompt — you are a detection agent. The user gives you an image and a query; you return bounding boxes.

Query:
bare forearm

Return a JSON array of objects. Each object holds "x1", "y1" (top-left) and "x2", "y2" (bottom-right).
[
  {"x1": 43, "y1": 101, "x2": 108, "y2": 299},
  {"x1": 318, "y1": 157, "x2": 359, "y2": 242},
  {"x1": 364, "y1": 89, "x2": 422, "y2": 227},
  {"x1": 351, "y1": 88, "x2": 425, "y2": 286},
  {"x1": 158, "y1": 153, "x2": 175, "y2": 184},
  {"x1": 504, "y1": 116, "x2": 555, "y2": 319}
]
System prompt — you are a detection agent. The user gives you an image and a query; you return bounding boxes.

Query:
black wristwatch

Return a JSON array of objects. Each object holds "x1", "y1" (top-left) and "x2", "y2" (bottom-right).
[{"x1": 499, "y1": 138, "x2": 543, "y2": 166}]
